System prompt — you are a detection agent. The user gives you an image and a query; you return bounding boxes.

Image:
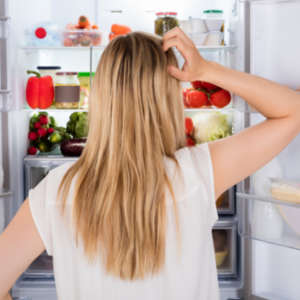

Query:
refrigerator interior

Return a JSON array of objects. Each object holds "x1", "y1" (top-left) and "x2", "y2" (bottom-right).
[{"x1": 4, "y1": 0, "x2": 247, "y2": 299}]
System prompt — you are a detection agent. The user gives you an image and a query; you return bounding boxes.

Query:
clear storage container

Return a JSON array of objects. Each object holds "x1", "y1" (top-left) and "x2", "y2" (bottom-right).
[{"x1": 62, "y1": 29, "x2": 102, "y2": 47}]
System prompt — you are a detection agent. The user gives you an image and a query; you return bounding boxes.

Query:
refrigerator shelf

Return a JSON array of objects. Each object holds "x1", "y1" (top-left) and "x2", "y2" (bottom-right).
[
  {"x1": 20, "y1": 45, "x2": 237, "y2": 53},
  {"x1": 237, "y1": 192, "x2": 300, "y2": 251},
  {"x1": 0, "y1": 190, "x2": 12, "y2": 198},
  {"x1": 23, "y1": 108, "x2": 88, "y2": 113}
]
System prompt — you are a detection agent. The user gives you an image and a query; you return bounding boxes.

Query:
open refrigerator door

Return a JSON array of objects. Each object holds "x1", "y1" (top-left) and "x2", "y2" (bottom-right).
[
  {"x1": 2, "y1": 0, "x2": 250, "y2": 299},
  {"x1": 237, "y1": 1, "x2": 300, "y2": 299}
]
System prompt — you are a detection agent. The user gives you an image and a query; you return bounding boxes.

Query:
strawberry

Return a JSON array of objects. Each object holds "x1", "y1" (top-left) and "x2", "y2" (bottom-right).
[
  {"x1": 200, "y1": 81, "x2": 219, "y2": 91},
  {"x1": 39, "y1": 115, "x2": 49, "y2": 125},
  {"x1": 186, "y1": 136, "x2": 196, "y2": 147},
  {"x1": 191, "y1": 81, "x2": 203, "y2": 89},
  {"x1": 28, "y1": 131, "x2": 38, "y2": 141},
  {"x1": 187, "y1": 90, "x2": 208, "y2": 108},
  {"x1": 28, "y1": 146, "x2": 38, "y2": 155},
  {"x1": 47, "y1": 127, "x2": 55, "y2": 134},
  {"x1": 185, "y1": 117, "x2": 194, "y2": 135},
  {"x1": 210, "y1": 89, "x2": 231, "y2": 108},
  {"x1": 34, "y1": 122, "x2": 41, "y2": 129},
  {"x1": 183, "y1": 88, "x2": 192, "y2": 107},
  {"x1": 37, "y1": 127, "x2": 47, "y2": 137}
]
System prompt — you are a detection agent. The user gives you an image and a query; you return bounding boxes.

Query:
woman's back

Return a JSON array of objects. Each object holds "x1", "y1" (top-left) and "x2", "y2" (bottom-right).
[{"x1": 29, "y1": 143, "x2": 219, "y2": 300}]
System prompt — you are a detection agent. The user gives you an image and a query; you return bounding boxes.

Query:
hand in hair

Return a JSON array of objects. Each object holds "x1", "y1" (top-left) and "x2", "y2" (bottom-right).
[{"x1": 162, "y1": 27, "x2": 210, "y2": 82}]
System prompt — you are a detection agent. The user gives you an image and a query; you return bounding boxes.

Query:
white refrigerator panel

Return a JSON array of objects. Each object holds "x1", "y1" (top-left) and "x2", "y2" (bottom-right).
[{"x1": 250, "y1": 1, "x2": 300, "y2": 299}]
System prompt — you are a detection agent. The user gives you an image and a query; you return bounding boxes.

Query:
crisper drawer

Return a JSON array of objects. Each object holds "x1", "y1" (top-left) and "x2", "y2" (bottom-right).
[
  {"x1": 217, "y1": 187, "x2": 235, "y2": 215},
  {"x1": 24, "y1": 155, "x2": 77, "y2": 197},
  {"x1": 237, "y1": 192, "x2": 300, "y2": 250},
  {"x1": 213, "y1": 219, "x2": 238, "y2": 279}
]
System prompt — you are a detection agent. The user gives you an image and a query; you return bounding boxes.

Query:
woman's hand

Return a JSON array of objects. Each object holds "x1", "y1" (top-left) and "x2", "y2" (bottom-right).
[{"x1": 162, "y1": 27, "x2": 211, "y2": 82}]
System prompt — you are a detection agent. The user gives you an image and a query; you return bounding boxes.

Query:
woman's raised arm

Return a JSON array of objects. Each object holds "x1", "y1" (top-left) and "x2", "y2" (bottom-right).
[{"x1": 163, "y1": 27, "x2": 300, "y2": 199}]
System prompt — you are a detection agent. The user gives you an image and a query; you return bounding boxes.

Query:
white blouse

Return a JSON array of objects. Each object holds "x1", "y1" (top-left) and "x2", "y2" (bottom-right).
[{"x1": 29, "y1": 143, "x2": 219, "y2": 300}]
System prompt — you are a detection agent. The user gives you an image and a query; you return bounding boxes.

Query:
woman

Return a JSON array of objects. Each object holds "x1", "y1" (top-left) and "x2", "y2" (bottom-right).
[{"x1": 1, "y1": 28, "x2": 300, "y2": 300}]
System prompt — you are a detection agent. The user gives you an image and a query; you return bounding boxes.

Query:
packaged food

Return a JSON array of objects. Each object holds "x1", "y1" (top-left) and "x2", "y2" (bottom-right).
[
  {"x1": 63, "y1": 29, "x2": 102, "y2": 47},
  {"x1": 203, "y1": 10, "x2": 225, "y2": 45},
  {"x1": 78, "y1": 72, "x2": 95, "y2": 109},
  {"x1": 24, "y1": 22, "x2": 60, "y2": 47},
  {"x1": 54, "y1": 72, "x2": 80, "y2": 109},
  {"x1": 213, "y1": 230, "x2": 228, "y2": 267},
  {"x1": 37, "y1": 66, "x2": 61, "y2": 84},
  {"x1": 155, "y1": 12, "x2": 179, "y2": 36},
  {"x1": 109, "y1": 24, "x2": 131, "y2": 41},
  {"x1": 270, "y1": 178, "x2": 300, "y2": 203},
  {"x1": 180, "y1": 18, "x2": 208, "y2": 45}
]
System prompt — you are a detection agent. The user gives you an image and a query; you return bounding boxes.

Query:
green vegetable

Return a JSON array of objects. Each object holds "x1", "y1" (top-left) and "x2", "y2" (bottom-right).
[
  {"x1": 37, "y1": 141, "x2": 51, "y2": 152},
  {"x1": 66, "y1": 112, "x2": 88, "y2": 138},
  {"x1": 192, "y1": 112, "x2": 231, "y2": 144},
  {"x1": 49, "y1": 116, "x2": 57, "y2": 127}
]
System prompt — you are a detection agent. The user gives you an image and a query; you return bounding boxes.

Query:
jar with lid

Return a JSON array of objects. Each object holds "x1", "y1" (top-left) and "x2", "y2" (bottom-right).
[
  {"x1": 155, "y1": 12, "x2": 179, "y2": 36},
  {"x1": 54, "y1": 72, "x2": 80, "y2": 109},
  {"x1": 37, "y1": 66, "x2": 61, "y2": 84}
]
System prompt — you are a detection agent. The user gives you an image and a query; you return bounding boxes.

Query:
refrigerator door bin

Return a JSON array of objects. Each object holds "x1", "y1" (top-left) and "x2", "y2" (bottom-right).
[
  {"x1": 237, "y1": 192, "x2": 300, "y2": 251},
  {"x1": 0, "y1": 16, "x2": 9, "y2": 39},
  {"x1": 213, "y1": 219, "x2": 238, "y2": 278},
  {"x1": 24, "y1": 253, "x2": 53, "y2": 278}
]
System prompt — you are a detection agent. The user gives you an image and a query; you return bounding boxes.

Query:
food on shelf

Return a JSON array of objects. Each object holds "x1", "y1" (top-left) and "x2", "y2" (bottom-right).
[
  {"x1": 63, "y1": 16, "x2": 102, "y2": 47},
  {"x1": 109, "y1": 24, "x2": 132, "y2": 41},
  {"x1": 66, "y1": 112, "x2": 89, "y2": 138},
  {"x1": 155, "y1": 12, "x2": 179, "y2": 36},
  {"x1": 210, "y1": 89, "x2": 231, "y2": 108},
  {"x1": 37, "y1": 66, "x2": 61, "y2": 84},
  {"x1": 186, "y1": 90, "x2": 209, "y2": 108},
  {"x1": 26, "y1": 71, "x2": 54, "y2": 109},
  {"x1": 192, "y1": 112, "x2": 231, "y2": 143},
  {"x1": 27, "y1": 112, "x2": 70, "y2": 155},
  {"x1": 54, "y1": 72, "x2": 80, "y2": 109},
  {"x1": 213, "y1": 230, "x2": 228, "y2": 267},
  {"x1": 216, "y1": 191, "x2": 227, "y2": 208},
  {"x1": 186, "y1": 136, "x2": 196, "y2": 147},
  {"x1": 24, "y1": 22, "x2": 60, "y2": 47},
  {"x1": 185, "y1": 117, "x2": 194, "y2": 135},
  {"x1": 270, "y1": 178, "x2": 300, "y2": 203},
  {"x1": 78, "y1": 72, "x2": 95, "y2": 109},
  {"x1": 60, "y1": 138, "x2": 87, "y2": 157},
  {"x1": 203, "y1": 10, "x2": 224, "y2": 46},
  {"x1": 180, "y1": 18, "x2": 208, "y2": 46},
  {"x1": 183, "y1": 81, "x2": 231, "y2": 109}
]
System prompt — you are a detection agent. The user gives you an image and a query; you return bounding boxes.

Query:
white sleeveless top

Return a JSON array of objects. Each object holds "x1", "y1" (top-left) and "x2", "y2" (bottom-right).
[{"x1": 29, "y1": 143, "x2": 219, "y2": 300}]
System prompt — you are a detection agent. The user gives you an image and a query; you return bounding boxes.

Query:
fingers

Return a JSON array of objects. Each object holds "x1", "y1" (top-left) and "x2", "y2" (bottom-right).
[
  {"x1": 167, "y1": 65, "x2": 188, "y2": 81},
  {"x1": 163, "y1": 26, "x2": 193, "y2": 46},
  {"x1": 163, "y1": 36, "x2": 189, "y2": 61}
]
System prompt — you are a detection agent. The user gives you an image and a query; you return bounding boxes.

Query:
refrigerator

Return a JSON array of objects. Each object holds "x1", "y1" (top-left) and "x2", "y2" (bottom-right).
[{"x1": 1, "y1": 0, "x2": 300, "y2": 299}]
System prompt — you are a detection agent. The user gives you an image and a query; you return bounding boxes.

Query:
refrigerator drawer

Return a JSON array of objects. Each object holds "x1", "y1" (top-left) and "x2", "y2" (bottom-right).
[
  {"x1": 237, "y1": 192, "x2": 300, "y2": 251},
  {"x1": 213, "y1": 220, "x2": 238, "y2": 279},
  {"x1": 24, "y1": 156, "x2": 77, "y2": 197},
  {"x1": 217, "y1": 187, "x2": 235, "y2": 215}
]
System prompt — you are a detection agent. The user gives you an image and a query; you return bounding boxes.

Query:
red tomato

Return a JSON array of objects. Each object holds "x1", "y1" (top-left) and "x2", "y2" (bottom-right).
[
  {"x1": 210, "y1": 89, "x2": 231, "y2": 108},
  {"x1": 187, "y1": 90, "x2": 208, "y2": 108},
  {"x1": 185, "y1": 117, "x2": 193, "y2": 135},
  {"x1": 186, "y1": 136, "x2": 196, "y2": 147},
  {"x1": 191, "y1": 81, "x2": 203, "y2": 89}
]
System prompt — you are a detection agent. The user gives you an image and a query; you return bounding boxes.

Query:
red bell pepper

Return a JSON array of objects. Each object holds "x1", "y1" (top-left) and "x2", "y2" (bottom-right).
[{"x1": 26, "y1": 71, "x2": 54, "y2": 109}]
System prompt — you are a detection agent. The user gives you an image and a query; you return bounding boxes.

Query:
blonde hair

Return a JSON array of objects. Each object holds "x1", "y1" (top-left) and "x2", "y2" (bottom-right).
[{"x1": 58, "y1": 32, "x2": 186, "y2": 280}]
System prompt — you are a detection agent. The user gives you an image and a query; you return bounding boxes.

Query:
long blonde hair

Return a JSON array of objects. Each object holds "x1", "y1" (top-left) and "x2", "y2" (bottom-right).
[{"x1": 57, "y1": 32, "x2": 186, "y2": 280}]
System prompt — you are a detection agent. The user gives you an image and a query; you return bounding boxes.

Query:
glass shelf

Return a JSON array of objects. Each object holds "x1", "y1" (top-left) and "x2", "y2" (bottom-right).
[
  {"x1": 237, "y1": 192, "x2": 300, "y2": 251},
  {"x1": 23, "y1": 108, "x2": 88, "y2": 113}
]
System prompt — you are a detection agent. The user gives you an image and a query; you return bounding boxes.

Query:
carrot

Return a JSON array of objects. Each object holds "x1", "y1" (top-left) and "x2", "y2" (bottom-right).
[
  {"x1": 78, "y1": 16, "x2": 90, "y2": 29},
  {"x1": 92, "y1": 24, "x2": 99, "y2": 30},
  {"x1": 111, "y1": 24, "x2": 131, "y2": 35}
]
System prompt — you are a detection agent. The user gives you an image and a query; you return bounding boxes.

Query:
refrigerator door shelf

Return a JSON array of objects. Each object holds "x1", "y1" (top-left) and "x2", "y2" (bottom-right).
[
  {"x1": 24, "y1": 253, "x2": 53, "y2": 279},
  {"x1": 214, "y1": 220, "x2": 238, "y2": 278},
  {"x1": 217, "y1": 187, "x2": 236, "y2": 215},
  {"x1": 237, "y1": 192, "x2": 300, "y2": 251},
  {"x1": 0, "y1": 89, "x2": 12, "y2": 112}
]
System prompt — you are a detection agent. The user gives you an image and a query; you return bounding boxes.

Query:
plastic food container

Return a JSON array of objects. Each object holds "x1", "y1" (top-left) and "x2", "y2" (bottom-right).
[
  {"x1": 155, "y1": 12, "x2": 179, "y2": 36},
  {"x1": 62, "y1": 29, "x2": 102, "y2": 47},
  {"x1": 78, "y1": 72, "x2": 95, "y2": 109},
  {"x1": 55, "y1": 72, "x2": 80, "y2": 109},
  {"x1": 270, "y1": 178, "x2": 300, "y2": 203},
  {"x1": 204, "y1": 31, "x2": 223, "y2": 46},
  {"x1": 190, "y1": 18, "x2": 208, "y2": 33},
  {"x1": 191, "y1": 32, "x2": 208, "y2": 46},
  {"x1": 180, "y1": 18, "x2": 208, "y2": 45},
  {"x1": 37, "y1": 66, "x2": 61, "y2": 84},
  {"x1": 203, "y1": 9, "x2": 224, "y2": 31}
]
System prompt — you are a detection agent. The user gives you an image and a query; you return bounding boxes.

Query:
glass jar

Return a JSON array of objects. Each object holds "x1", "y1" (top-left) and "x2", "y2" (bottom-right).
[
  {"x1": 78, "y1": 72, "x2": 95, "y2": 109},
  {"x1": 155, "y1": 12, "x2": 179, "y2": 36},
  {"x1": 54, "y1": 72, "x2": 80, "y2": 109}
]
